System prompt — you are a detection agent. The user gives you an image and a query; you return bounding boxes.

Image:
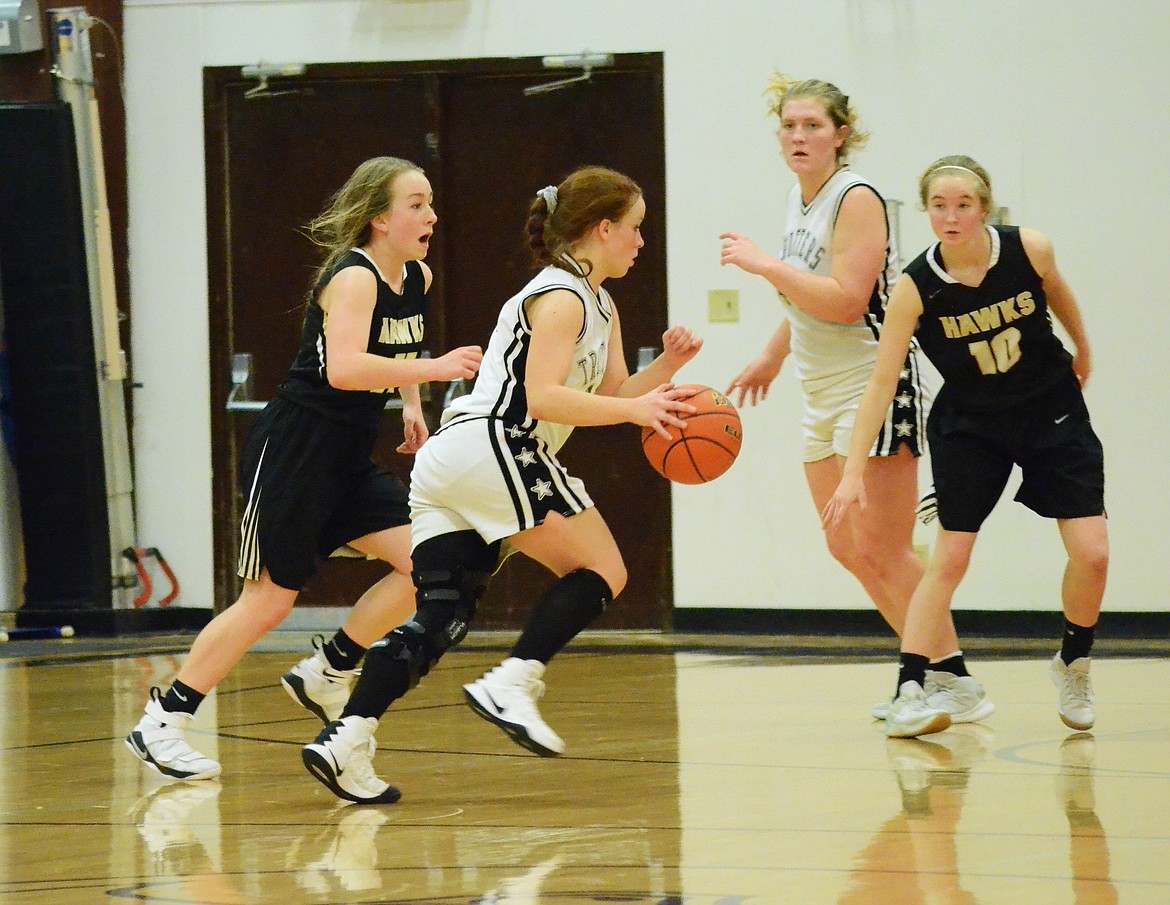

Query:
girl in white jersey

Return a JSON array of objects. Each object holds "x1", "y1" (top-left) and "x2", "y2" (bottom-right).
[
  {"x1": 720, "y1": 76, "x2": 952, "y2": 717},
  {"x1": 302, "y1": 166, "x2": 703, "y2": 804}
]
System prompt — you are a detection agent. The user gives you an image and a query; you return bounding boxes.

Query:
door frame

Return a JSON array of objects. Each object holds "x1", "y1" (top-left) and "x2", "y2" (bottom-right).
[{"x1": 203, "y1": 53, "x2": 669, "y2": 621}]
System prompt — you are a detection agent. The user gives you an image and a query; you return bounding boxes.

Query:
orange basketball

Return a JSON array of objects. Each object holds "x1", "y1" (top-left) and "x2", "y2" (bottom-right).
[{"x1": 641, "y1": 385, "x2": 743, "y2": 484}]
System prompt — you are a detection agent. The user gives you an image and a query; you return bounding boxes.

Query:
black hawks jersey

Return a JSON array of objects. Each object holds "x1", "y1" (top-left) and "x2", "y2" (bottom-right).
[
  {"x1": 277, "y1": 249, "x2": 427, "y2": 426},
  {"x1": 906, "y1": 225, "x2": 1072, "y2": 412}
]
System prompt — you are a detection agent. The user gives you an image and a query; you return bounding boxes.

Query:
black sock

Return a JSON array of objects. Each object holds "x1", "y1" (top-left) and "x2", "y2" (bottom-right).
[
  {"x1": 510, "y1": 569, "x2": 612, "y2": 663},
  {"x1": 343, "y1": 636, "x2": 411, "y2": 720},
  {"x1": 343, "y1": 531, "x2": 497, "y2": 721},
  {"x1": 323, "y1": 628, "x2": 366, "y2": 671},
  {"x1": 929, "y1": 651, "x2": 970, "y2": 677},
  {"x1": 896, "y1": 653, "x2": 930, "y2": 696},
  {"x1": 161, "y1": 680, "x2": 204, "y2": 716},
  {"x1": 1060, "y1": 619, "x2": 1096, "y2": 665}
]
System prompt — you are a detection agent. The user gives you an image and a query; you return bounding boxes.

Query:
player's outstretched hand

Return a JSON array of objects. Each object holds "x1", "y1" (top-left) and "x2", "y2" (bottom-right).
[
  {"x1": 633, "y1": 383, "x2": 697, "y2": 441},
  {"x1": 727, "y1": 352, "x2": 782, "y2": 408},
  {"x1": 433, "y1": 346, "x2": 482, "y2": 382},
  {"x1": 822, "y1": 472, "x2": 866, "y2": 531},
  {"x1": 661, "y1": 325, "x2": 703, "y2": 370},
  {"x1": 719, "y1": 231, "x2": 770, "y2": 276}
]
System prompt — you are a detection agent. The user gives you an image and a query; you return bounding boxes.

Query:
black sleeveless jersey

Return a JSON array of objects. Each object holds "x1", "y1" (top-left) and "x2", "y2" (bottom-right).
[
  {"x1": 276, "y1": 250, "x2": 427, "y2": 426},
  {"x1": 906, "y1": 226, "x2": 1073, "y2": 412}
]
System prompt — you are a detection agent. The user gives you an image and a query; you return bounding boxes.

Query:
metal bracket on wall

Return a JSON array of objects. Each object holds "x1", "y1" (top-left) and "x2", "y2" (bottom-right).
[{"x1": 524, "y1": 52, "x2": 614, "y2": 96}]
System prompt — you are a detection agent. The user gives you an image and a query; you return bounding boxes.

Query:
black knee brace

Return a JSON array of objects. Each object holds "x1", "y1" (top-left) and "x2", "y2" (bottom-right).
[
  {"x1": 344, "y1": 532, "x2": 502, "y2": 718},
  {"x1": 369, "y1": 596, "x2": 475, "y2": 692},
  {"x1": 413, "y1": 562, "x2": 491, "y2": 612},
  {"x1": 361, "y1": 532, "x2": 497, "y2": 692},
  {"x1": 412, "y1": 530, "x2": 499, "y2": 608}
]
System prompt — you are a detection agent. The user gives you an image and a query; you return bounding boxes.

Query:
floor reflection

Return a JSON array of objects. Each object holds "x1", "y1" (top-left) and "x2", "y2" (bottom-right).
[
  {"x1": 1, "y1": 645, "x2": 1167, "y2": 903},
  {"x1": 1058, "y1": 733, "x2": 1118, "y2": 905},
  {"x1": 126, "y1": 779, "x2": 244, "y2": 904},
  {"x1": 286, "y1": 807, "x2": 390, "y2": 896},
  {"x1": 839, "y1": 725, "x2": 992, "y2": 904}
]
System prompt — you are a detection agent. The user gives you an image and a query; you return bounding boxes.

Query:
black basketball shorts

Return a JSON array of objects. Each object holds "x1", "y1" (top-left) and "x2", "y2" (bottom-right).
[
  {"x1": 236, "y1": 397, "x2": 410, "y2": 590},
  {"x1": 928, "y1": 374, "x2": 1105, "y2": 533}
]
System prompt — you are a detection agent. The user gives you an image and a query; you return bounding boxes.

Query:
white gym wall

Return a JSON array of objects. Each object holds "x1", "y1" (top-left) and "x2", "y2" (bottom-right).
[{"x1": 122, "y1": 0, "x2": 1168, "y2": 617}]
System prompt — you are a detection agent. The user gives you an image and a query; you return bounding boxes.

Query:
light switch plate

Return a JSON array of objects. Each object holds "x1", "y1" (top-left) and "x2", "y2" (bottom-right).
[{"x1": 708, "y1": 289, "x2": 739, "y2": 323}]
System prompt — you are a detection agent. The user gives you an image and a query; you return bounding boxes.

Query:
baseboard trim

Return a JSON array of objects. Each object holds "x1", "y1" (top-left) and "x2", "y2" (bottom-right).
[
  {"x1": 15, "y1": 607, "x2": 213, "y2": 636},
  {"x1": 671, "y1": 608, "x2": 1170, "y2": 640}
]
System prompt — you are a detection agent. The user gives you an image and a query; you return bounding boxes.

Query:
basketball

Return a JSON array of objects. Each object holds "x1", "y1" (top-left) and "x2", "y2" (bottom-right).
[{"x1": 641, "y1": 384, "x2": 743, "y2": 484}]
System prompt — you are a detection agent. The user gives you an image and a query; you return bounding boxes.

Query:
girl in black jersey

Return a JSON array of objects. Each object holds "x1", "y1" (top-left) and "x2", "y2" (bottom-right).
[
  {"x1": 125, "y1": 158, "x2": 482, "y2": 791},
  {"x1": 824, "y1": 156, "x2": 1107, "y2": 739}
]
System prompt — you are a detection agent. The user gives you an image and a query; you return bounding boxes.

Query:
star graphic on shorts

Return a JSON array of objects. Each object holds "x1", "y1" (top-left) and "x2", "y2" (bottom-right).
[
  {"x1": 895, "y1": 420, "x2": 913, "y2": 437},
  {"x1": 515, "y1": 448, "x2": 536, "y2": 467},
  {"x1": 506, "y1": 425, "x2": 526, "y2": 438},
  {"x1": 900, "y1": 368, "x2": 911, "y2": 381},
  {"x1": 531, "y1": 479, "x2": 553, "y2": 499},
  {"x1": 895, "y1": 392, "x2": 913, "y2": 408}
]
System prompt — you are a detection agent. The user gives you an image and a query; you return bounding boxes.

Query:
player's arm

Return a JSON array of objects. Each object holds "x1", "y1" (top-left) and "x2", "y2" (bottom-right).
[
  {"x1": 599, "y1": 307, "x2": 703, "y2": 398},
  {"x1": 719, "y1": 187, "x2": 886, "y2": 324},
  {"x1": 822, "y1": 275, "x2": 923, "y2": 527},
  {"x1": 1021, "y1": 228, "x2": 1093, "y2": 386},
  {"x1": 594, "y1": 303, "x2": 631, "y2": 397},
  {"x1": 727, "y1": 319, "x2": 791, "y2": 407},
  {"x1": 397, "y1": 260, "x2": 433, "y2": 452},
  {"x1": 397, "y1": 382, "x2": 428, "y2": 453},
  {"x1": 323, "y1": 266, "x2": 480, "y2": 390},
  {"x1": 524, "y1": 290, "x2": 692, "y2": 438}
]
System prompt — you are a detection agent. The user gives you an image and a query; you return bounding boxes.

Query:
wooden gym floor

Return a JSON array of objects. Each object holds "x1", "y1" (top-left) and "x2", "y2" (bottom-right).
[{"x1": 0, "y1": 630, "x2": 1167, "y2": 904}]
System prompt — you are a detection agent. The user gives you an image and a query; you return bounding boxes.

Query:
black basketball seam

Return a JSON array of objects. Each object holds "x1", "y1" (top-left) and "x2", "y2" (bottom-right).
[
  {"x1": 669, "y1": 437, "x2": 736, "y2": 482},
  {"x1": 641, "y1": 387, "x2": 741, "y2": 483}
]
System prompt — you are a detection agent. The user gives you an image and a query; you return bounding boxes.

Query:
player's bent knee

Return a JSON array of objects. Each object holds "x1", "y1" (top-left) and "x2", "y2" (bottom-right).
[
  {"x1": 824, "y1": 535, "x2": 865, "y2": 575},
  {"x1": 369, "y1": 531, "x2": 498, "y2": 691},
  {"x1": 238, "y1": 584, "x2": 297, "y2": 631},
  {"x1": 367, "y1": 596, "x2": 476, "y2": 691},
  {"x1": 600, "y1": 562, "x2": 627, "y2": 597}
]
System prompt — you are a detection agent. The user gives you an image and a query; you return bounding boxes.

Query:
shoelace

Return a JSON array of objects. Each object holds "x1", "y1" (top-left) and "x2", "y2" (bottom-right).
[
  {"x1": 339, "y1": 737, "x2": 381, "y2": 792},
  {"x1": 1065, "y1": 670, "x2": 1093, "y2": 702}
]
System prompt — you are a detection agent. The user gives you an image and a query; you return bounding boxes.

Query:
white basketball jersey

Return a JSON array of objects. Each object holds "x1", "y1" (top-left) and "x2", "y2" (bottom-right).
[
  {"x1": 779, "y1": 168, "x2": 900, "y2": 383},
  {"x1": 443, "y1": 255, "x2": 613, "y2": 454}
]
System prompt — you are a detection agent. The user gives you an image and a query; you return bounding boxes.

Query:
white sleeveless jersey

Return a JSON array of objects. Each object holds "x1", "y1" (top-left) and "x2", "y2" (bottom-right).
[
  {"x1": 779, "y1": 168, "x2": 900, "y2": 383},
  {"x1": 442, "y1": 255, "x2": 613, "y2": 454}
]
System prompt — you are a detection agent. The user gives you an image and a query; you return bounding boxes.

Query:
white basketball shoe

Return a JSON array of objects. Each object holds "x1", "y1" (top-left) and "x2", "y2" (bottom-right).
[
  {"x1": 302, "y1": 715, "x2": 401, "y2": 805},
  {"x1": 281, "y1": 635, "x2": 359, "y2": 723},
  {"x1": 125, "y1": 687, "x2": 222, "y2": 781},
  {"x1": 463, "y1": 657, "x2": 565, "y2": 757},
  {"x1": 1051, "y1": 654, "x2": 1095, "y2": 730}
]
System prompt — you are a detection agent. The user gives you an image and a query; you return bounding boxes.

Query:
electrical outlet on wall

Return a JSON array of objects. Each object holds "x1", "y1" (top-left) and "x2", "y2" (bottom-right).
[{"x1": 708, "y1": 289, "x2": 739, "y2": 323}]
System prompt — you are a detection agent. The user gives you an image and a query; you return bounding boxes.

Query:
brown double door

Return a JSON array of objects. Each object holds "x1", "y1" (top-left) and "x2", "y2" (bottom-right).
[{"x1": 205, "y1": 55, "x2": 672, "y2": 629}]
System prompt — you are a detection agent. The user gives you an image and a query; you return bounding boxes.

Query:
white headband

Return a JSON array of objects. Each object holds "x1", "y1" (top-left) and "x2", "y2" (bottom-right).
[
  {"x1": 932, "y1": 164, "x2": 988, "y2": 188},
  {"x1": 537, "y1": 185, "x2": 558, "y2": 214}
]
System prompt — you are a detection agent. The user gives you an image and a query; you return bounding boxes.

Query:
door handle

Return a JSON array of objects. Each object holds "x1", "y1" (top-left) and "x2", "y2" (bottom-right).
[
  {"x1": 226, "y1": 352, "x2": 266, "y2": 412},
  {"x1": 225, "y1": 351, "x2": 414, "y2": 412}
]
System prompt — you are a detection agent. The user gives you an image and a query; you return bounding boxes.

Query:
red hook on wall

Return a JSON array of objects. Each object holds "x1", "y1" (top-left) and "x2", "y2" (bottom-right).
[{"x1": 122, "y1": 547, "x2": 181, "y2": 607}]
